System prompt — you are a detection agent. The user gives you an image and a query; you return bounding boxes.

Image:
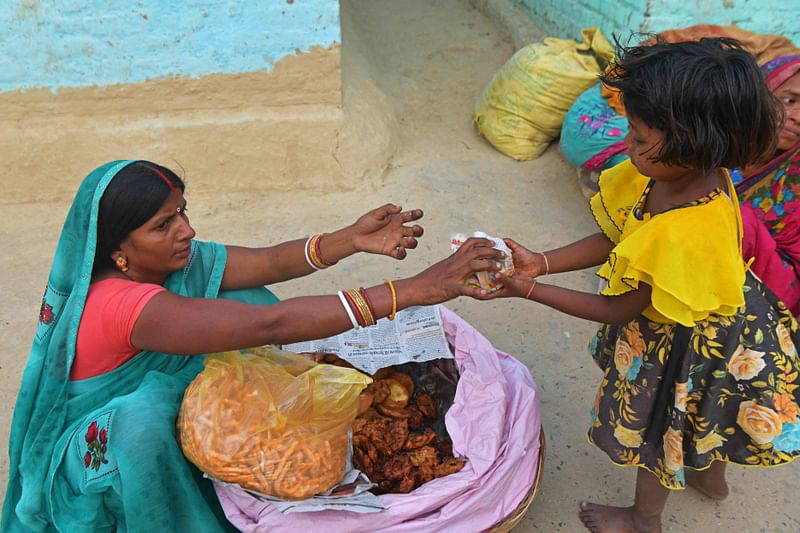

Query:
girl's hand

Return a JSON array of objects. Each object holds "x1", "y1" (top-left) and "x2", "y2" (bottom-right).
[
  {"x1": 504, "y1": 238, "x2": 546, "y2": 277},
  {"x1": 401, "y1": 238, "x2": 505, "y2": 305},
  {"x1": 471, "y1": 272, "x2": 536, "y2": 300},
  {"x1": 350, "y1": 204, "x2": 424, "y2": 259}
]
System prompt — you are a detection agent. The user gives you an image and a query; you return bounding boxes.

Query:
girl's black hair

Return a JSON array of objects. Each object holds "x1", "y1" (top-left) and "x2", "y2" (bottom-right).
[
  {"x1": 601, "y1": 37, "x2": 783, "y2": 173},
  {"x1": 93, "y1": 161, "x2": 185, "y2": 275}
]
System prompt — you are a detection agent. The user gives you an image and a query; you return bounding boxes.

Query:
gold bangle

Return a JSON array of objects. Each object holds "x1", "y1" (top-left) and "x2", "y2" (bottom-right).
[
  {"x1": 315, "y1": 233, "x2": 337, "y2": 267},
  {"x1": 347, "y1": 288, "x2": 375, "y2": 326},
  {"x1": 308, "y1": 234, "x2": 327, "y2": 270},
  {"x1": 351, "y1": 288, "x2": 374, "y2": 326},
  {"x1": 342, "y1": 289, "x2": 366, "y2": 327},
  {"x1": 384, "y1": 279, "x2": 397, "y2": 320}
]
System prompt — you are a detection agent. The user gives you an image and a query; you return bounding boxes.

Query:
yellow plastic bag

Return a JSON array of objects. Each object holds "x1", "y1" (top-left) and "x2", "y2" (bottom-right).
[
  {"x1": 474, "y1": 28, "x2": 614, "y2": 160},
  {"x1": 177, "y1": 346, "x2": 372, "y2": 500}
]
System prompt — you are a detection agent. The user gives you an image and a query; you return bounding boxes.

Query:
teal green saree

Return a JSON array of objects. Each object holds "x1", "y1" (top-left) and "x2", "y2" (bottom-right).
[{"x1": 2, "y1": 161, "x2": 277, "y2": 532}]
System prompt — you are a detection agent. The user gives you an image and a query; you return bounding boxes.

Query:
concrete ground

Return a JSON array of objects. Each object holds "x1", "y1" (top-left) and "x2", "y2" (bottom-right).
[{"x1": 1, "y1": 0, "x2": 798, "y2": 530}]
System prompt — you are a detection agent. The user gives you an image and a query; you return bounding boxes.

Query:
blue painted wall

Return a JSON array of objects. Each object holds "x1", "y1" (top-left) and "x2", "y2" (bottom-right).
[
  {"x1": 0, "y1": 0, "x2": 340, "y2": 92},
  {"x1": 514, "y1": 0, "x2": 799, "y2": 46}
]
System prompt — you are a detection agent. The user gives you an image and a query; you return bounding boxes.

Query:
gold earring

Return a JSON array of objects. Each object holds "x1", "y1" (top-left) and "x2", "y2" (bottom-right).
[{"x1": 115, "y1": 256, "x2": 129, "y2": 272}]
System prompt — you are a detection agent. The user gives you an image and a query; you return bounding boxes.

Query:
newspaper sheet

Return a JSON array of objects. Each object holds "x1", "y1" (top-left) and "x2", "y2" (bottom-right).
[
  {"x1": 283, "y1": 305, "x2": 452, "y2": 374},
  {"x1": 213, "y1": 468, "x2": 383, "y2": 514}
]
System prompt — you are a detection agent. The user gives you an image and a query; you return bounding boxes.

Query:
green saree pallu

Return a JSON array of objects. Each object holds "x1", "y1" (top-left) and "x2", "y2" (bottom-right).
[{"x1": 2, "y1": 161, "x2": 278, "y2": 532}]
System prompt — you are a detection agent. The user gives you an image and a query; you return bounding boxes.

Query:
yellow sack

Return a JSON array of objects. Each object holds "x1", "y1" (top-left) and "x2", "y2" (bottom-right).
[
  {"x1": 474, "y1": 28, "x2": 614, "y2": 160},
  {"x1": 177, "y1": 346, "x2": 372, "y2": 500}
]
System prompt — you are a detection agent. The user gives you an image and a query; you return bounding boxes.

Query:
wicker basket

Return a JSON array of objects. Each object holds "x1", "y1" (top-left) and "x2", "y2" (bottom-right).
[{"x1": 489, "y1": 430, "x2": 546, "y2": 532}]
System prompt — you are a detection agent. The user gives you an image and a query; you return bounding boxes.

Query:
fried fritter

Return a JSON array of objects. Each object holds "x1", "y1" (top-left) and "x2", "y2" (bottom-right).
[
  {"x1": 405, "y1": 404, "x2": 425, "y2": 429},
  {"x1": 381, "y1": 454, "x2": 413, "y2": 480},
  {"x1": 364, "y1": 380, "x2": 390, "y2": 406},
  {"x1": 358, "y1": 392, "x2": 374, "y2": 415},
  {"x1": 395, "y1": 475, "x2": 416, "y2": 493},
  {"x1": 434, "y1": 456, "x2": 466, "y2": 477},
  {"x1": 359, "y1": 407, "x2": 382, "y2": 420},
  {"x1": 356, "y1": 416, "x2": 408, "y2": 456},
  {"x1": 436, "y1": 437, "x2": 453, "y2": 458},
  {"x1": 388, "y1": 371, "x2": 415, "y2": 398},
  {"x1": 352, "y1": 365, "x2": 467, "y2": 495},
  {"x1": 414, "y1": 393, "x2": 437, "y2": 419},
  {"x1": 415, "y1": 462, "x2": 436, "y2": 485},
  {"x1": 403, "y1": 428, "x2": 437, "y2": 450},
  {"x1": 372, "y1": 367, "x2": 395, "y2": 381},
  {"x1": 382, "y1": 378, "x2": 411, "y2": 408},
  {"x1": 405, "y1": 445, "x2": 438, "y2": 467},
  {"x1": 376, "y1": 404, "x2": 413, "y2": 419}
]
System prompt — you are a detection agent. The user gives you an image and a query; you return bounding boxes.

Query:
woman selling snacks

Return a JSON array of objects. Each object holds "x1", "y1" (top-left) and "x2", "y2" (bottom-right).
[{"x1": 1, "y1": 160, "x2": 503, "y2": 532}]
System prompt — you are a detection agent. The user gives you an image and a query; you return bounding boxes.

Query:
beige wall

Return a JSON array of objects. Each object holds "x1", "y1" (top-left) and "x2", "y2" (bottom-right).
[{"x1": 0, "y1": 44, "x2": 393, "y2": 204}]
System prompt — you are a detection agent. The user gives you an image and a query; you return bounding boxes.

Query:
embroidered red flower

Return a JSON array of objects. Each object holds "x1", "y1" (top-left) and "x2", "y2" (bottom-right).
[
  {"x1": 85, "y1": 421, "x2": 98, "y2": 443},
  {"x1": 83, "y1": 420, "x2": 109, "y2": 471},
  {"x1": 38, "y1": 301, "x2": 54, "y2": 325}
]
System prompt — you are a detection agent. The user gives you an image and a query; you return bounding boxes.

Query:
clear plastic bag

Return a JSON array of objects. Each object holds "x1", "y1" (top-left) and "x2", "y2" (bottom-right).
[{"x1": 177, "y1": 346, "x2": 372, "y2": 500}]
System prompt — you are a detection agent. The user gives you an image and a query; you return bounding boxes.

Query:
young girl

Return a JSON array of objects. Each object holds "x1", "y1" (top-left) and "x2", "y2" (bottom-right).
[{"x1": 482, "y1": 38, "x2": 800, "y2": 532}]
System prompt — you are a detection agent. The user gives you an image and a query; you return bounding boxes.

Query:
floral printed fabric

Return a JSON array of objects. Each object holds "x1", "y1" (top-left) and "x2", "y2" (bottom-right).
[
  {"x1": 588, "y1": 272, "x2": 800, "y2": 489},
  {"x1": 733, "y1": 145, "x2": 800, "y2": 235},
  {"x1": 560, "y1": 83, "x2": 630, "y2": 172}
]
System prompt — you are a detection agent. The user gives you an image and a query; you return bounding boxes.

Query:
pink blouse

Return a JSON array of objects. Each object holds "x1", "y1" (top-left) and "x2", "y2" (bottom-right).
[{"x1": 71, "y1": 278, "x2": 165, "y2": 380}]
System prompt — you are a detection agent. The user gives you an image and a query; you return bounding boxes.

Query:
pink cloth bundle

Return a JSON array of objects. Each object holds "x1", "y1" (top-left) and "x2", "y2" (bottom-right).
[{"x1": 215, "y1": 307, "x2": 543, "y2": 532}]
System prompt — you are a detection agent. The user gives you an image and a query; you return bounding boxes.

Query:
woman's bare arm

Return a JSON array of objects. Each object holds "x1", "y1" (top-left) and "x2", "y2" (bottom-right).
[
  {"x1": 132, "y1": 238, "x2": 504, "y2": 354},
  {"x1": 220, "y1": 205, "x2": 424, "y2": 290}
]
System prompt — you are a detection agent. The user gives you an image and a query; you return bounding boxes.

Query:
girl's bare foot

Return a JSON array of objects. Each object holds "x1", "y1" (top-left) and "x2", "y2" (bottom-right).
[
  {"x1": 685, "y1": 464, "x2": 729, "y2": 501},
  {"x1": 578, "y1": 502, "x2": 662, "y2": 533}
]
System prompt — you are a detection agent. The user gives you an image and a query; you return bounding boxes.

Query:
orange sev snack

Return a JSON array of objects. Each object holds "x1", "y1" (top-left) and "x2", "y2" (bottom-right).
[{"x1": 177, "y1": 346, "x2": 371, "y2": 500}]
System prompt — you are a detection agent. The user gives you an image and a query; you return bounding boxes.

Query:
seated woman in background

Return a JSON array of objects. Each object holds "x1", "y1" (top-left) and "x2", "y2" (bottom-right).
[
  {"x1": 561, "y1": 27, "x2": 798, "y2": 199},
  {"x1": 735, "y1": 54, "x2": 800, "y2": 315},
  {"x1": 1, "y1": 160, "x2": 502, "y2": 532}
]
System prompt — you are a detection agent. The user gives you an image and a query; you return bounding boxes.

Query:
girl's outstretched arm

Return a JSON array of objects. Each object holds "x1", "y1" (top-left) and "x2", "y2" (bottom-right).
[
  {"x1": 508, "y1": 233, "x2": 615, "y2": 278},
  {"x1": 482, "y1": 274, "x2": 652, "y2": 326}
]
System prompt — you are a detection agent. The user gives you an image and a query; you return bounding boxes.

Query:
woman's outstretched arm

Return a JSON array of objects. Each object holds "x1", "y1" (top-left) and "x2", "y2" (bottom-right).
[
  {"x1": 220, "y1": 204, "x2": 424, "y2": 290},
  {"x1": 132, "y1": 238, "x2": 503, "y2": 355}
]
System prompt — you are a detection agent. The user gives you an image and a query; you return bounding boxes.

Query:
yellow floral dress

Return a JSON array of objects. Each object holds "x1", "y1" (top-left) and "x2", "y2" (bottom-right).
[{"x1": 588, "y1": 160, "x2": 800, "y2": 489}]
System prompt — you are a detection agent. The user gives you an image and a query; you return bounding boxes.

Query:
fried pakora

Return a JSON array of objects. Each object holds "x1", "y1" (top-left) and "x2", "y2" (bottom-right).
[
  {"x1": 403, "y1": 428, "x2": 437, "y2": 450},
  {"x1": 351, "y1": 367, "x2": 466, "y2": 494},
  {"x1": 413, "y1": 393, "x2": 437, "y2": 419}
]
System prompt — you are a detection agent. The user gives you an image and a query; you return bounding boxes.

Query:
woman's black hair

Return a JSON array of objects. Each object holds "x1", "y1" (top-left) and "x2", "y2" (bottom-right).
[
  {"x1": 93, "y1": 161, "x2": 185, "y2": 275},
  {"x1": 600, "y1": 36, "x2": 784, "y2": 173}
]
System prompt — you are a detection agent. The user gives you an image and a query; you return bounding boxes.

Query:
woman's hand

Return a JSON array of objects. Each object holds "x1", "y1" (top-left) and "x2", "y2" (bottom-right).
[
  {"x1": 349, "y1": 204, "x2": 424, "y2": 259},
  {"x1": 504, "y1": 238, "x2": 546, "y2": 278},
  {"x1": 398, "y1": 237, "x2": 505, "y2": 306}
]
